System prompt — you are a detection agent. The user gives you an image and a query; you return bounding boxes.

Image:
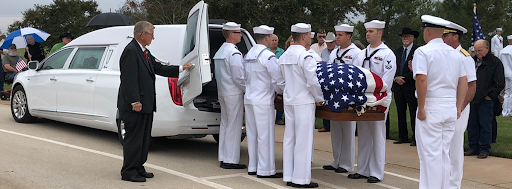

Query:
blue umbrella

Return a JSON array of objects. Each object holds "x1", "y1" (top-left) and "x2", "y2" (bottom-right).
[{"x1": 0, "y1": 27, "x2": 51, "y2": 49}]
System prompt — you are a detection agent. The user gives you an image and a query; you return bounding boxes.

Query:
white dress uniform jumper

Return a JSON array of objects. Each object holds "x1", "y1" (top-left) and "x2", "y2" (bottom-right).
[
  {"x1": 327, "y1": 43, "x2": 361, "y2": 172},
  {"x1": 279, "y1": 44, "x2": 324, "y2": 185},
  {"x1": 214, "y1": 42, "x2": 246, "y2": 165},
  {"x1": 492, "y1": 33, "x2": 504, "y2": 55},
  {"x1": 244, "y1": 43, "x2": 284, "y2": 176},
  {"x1": 352, "y1": 42, "x2": 396, "y2": 180}
]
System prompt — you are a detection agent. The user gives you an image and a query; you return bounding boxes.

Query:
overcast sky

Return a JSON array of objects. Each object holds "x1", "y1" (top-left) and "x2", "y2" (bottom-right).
[{"x1": 0, "y1": 0, "x2": 126, "y2": 34}]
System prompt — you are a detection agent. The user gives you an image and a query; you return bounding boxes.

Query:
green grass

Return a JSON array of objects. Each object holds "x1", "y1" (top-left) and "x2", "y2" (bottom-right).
[{"x1": 315, "y1": 99, "x2": 512, "y2": 159}]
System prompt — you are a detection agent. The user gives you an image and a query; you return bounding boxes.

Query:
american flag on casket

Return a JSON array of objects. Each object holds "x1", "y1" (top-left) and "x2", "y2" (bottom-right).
[{"x1": 316, "y1": 62, "x2": 388, "y2": 115}]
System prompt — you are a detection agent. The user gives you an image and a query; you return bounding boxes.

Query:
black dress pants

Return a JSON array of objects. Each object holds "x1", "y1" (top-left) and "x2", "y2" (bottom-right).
[
  {"x1": 119, "y1": 110, "x2": 154, "y2": 178},
  {"x1": 394, "y1": 90, "x2": 417, "y2": 142}
]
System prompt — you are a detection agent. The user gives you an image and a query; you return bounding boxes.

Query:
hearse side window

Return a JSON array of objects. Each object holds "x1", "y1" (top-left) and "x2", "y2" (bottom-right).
[
  {"x1": 40, "y1": 48, "x2": 74, "y2": 70},
  {"x1": 68, "y1": 47, "x2": 106, "y2": 69},
  {"x1": 183, "y1": 10, "x2": 199, "y2": 57}
]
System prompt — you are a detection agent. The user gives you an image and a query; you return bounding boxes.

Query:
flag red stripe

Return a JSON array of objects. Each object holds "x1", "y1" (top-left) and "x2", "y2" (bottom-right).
[{"x1": 370, "y1": 71, "x2": 388, "y2": 112}]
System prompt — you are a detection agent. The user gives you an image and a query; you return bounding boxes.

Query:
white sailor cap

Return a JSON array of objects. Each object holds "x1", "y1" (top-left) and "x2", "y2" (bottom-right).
[
  {"x1": 444, "y1": 21, "x2": 467, "y2": 35},
  {"x1": 508, "y1": 35, "x2": 512, "y2": 40},
  {"x1": 310, "y1": 32, "x2": 315, "y2": 38},
  {"x1": 253, "y1": 25, "x2": 274, "y2": 35},
  {"x1": 291, "y1": 23, "x2": 311, "y2": 33},
  {"x1": 421, "y1": 15, "x2": 449, "y2": 28},
  {"x1": 223, "y1": 22, "x2": 241, "y2": 31},
  {"x1": 334, "y1": 24, "x2": 354, "y2": 32},
  {"x1": 497, "y1": 28, "x2": 503, "y2": 31},
  {"x1": 364, "y1": 20, "x2": 385, "y2": 29}
]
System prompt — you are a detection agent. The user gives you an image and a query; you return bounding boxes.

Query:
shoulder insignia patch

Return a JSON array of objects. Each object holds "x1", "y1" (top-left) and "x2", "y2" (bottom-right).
[
  {"x1": 232, "y1": 52, "x2": 242, "y2": 56},
  {"x1": 268, "y1": 55, "x2": 276, "y2": 60},
  {"x1": 304, "y1": 55, "x2": 313, "y2": 59},
  {"x1": 460, "y1": 48, "x2": 470, "y2": 57}
]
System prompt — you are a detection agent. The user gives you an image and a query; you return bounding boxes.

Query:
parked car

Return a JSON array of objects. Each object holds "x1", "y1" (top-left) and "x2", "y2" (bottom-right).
[{"x1": 10, "y1": 1, "x2": 253, "y2": 142}]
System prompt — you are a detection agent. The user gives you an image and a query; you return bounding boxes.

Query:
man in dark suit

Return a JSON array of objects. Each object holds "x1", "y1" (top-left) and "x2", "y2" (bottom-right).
[
  {"x1": 117, "y1": 21, "x2": 192, "y2": 182},
  {"x1": 392, "y1": 27, "x2": 419, "y2": 146}
]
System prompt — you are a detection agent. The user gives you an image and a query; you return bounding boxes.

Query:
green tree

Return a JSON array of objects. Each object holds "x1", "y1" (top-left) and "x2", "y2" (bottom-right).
[
  {"x1": 119, "y1": 0, "x2": 197, "y2": 24},
  {"x1": 7, "y1": 0, "x2": 101, "y2": 50},
  {"x1": 436, "y1": 0, "x2": 512, "y2": 48},
  {"x1": 206, "y1": 0, "x2": 363, "y2": 47},
  {"x1": 352, "y1": 0, "x2": 440, "y2": 50},
  {"x1": 120, "y1": 0, "x2": 363, "y2": 47}
]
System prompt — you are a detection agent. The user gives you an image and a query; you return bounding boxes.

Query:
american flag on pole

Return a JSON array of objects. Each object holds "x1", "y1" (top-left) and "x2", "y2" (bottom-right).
[
  {"x1": 316, "y1": 62, "x2": 388, "y2": 113},
  {"x1": 16, "y1": 57, "x2": 27, "y2": 72},
  {"x1": 471, "y1": 12, "x2": 485, "y2": 46}
]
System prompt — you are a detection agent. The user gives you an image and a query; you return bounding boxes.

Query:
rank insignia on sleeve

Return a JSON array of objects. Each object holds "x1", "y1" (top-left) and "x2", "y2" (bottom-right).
[{"x1": 385, "y1": 60, "x2": 393, "y2": 70}]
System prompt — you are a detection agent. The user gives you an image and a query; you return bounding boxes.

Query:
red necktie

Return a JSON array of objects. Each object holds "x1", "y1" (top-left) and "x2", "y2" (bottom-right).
[{"x1": 144, "y1": 50, "x2": 149, "y2": 63}]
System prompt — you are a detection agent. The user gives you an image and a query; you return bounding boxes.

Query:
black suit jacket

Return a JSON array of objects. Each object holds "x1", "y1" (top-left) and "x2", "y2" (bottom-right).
[
  {"x1": 117, "y1": 39, "x2": 180, "y2": 113},
  {"x1": 392, "y1": 44, "x2": 419, "y2": 92}
]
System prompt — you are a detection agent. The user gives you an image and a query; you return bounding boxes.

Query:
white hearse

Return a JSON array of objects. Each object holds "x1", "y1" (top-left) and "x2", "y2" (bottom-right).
[{"x1": 10, "y1": 1, "x2": 254, "y2": 141}]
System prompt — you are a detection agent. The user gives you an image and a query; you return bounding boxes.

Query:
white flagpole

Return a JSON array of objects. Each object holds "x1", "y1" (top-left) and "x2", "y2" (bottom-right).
[{"x1": 474, "y1": 3, "x2": 477, "y2": 14}]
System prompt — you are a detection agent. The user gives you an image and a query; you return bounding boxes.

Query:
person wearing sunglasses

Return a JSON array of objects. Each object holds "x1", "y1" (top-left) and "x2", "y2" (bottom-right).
[{"x1": 311, "y1": 29, "x2": 327, "y2": 56}]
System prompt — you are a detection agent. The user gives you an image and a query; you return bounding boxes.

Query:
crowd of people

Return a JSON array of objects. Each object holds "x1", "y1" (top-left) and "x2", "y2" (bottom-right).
[
  {"x1": 0, "y1": 32, "x2": 73, "y2": 93},
  {"x1": 110, "y1": 16, "x2": 509, "y2": 189},
  {"x1": 207, "y1": 15, "x2": 509, "y2": 188}
]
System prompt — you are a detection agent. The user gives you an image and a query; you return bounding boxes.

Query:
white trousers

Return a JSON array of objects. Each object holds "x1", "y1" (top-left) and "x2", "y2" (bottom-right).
[
  {"x1": 283, "y1": 104, "x2": 315, "y2": 185},
  {"x1": 245, "y1": 104, "x2": 276, "y2": 176},
  {"x1": 218, "y1": 94, "x2": 244, "y2": 164},
  {"x1": 502, "y1": 77, "x2": 512, "y2": 117},
  {"x1": 416, "y1": 100, "x2": 457, "y2": 189},
  {"x1": 330, "y1": 120, "x2": 356, "y2": 171},
  {"x1": 449, "y1": 104, "x2": 470, "y2": 189},
  {"x1": 355, "y1": 111, "x2": 387, "y2": 180}
]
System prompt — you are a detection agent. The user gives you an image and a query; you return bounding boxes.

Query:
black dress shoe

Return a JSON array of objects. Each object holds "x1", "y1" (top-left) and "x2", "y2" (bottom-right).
[
  {"x1": 367, "y1": 176, "x2": 381, "y2": 183},
  {"x1": 220, "y1": 161, "x2": 224, "y2": 168},
  {"x1": 393, "y1": 139, "x2": 409, "y2": 144},
  {"x1": 257, "y1": 172, "x2": 283, "y2": 178},
  {"x1": 287, "y1": 182, "x2": 292, "y2": 186},
  {"x1": 348, "y1": 173, "x2": 368, "y2": 179},
  {"x1": 248, "y1": 172, "x2": 256, "y2": 175},
  {"x1": 139, "y1": 172, "x2": 154, "y2": 178},
  {"x1": 335, "y1": 167, "x2": 348, "y2": 173},
  {"x1": 221, "y1": 163, "x2": 247, "y2": 169},
  {"x1": 322, "y1": 165, "x2": 336, "y2": 170},
  {"x1": 410, "y1": 141, "x2": 416, "y2": 146},
  {"x1": 291, "y1": 182, "x2": 319, "y2": 188},
  {"x1": 122, "y1": 175, "x2": 146, "y2": 182}
]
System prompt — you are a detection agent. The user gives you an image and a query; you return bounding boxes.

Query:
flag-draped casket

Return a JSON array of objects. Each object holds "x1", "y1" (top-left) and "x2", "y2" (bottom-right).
[{"x1": 275, "y1": 62, "x2": 387, "y2": 121}]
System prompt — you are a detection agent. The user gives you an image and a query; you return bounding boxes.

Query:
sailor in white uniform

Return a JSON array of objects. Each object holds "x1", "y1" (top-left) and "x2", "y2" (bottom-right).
[
  {"x1": 413, "y1": 15, "x2": 467, "y2": 189},
  {"x1": 499, "y1": 35, "x2": 512, "y2": 117},
  {"x1": 348, "y1": 20, "x2": 396, "y2": 183},
  {"x1": 244, "y1": 25, "x2": 284, "y2": 178},
  {"x1": 491, "y1": 28, "x2": 504, "y2": 55},
  {"x1": 213, "y1": 22, "x2": 247, "y2": 169},
  {"x1": 321, "y1": 24, "x2": 361, "y2": 174},
  {"x1": 279, "y1": 23, "x2": 324, "y2": 188},
  {"x1": 442, "y1": 21, "x2": 477, "y2": 189}
]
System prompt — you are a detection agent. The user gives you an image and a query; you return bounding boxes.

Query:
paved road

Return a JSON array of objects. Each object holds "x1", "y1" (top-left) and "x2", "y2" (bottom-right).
[{"x1": 0, "y1": 104, "x2": 505, "y2": 189}]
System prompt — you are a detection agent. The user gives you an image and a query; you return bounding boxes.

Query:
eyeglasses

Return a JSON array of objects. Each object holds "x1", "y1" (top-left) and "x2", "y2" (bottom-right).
[
  {"x1": 318, "y1": 36, "x2": 326, "y2": 39},
  {"x1": 145, "y1": 32, "x2": 154, "y2": 37}
]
